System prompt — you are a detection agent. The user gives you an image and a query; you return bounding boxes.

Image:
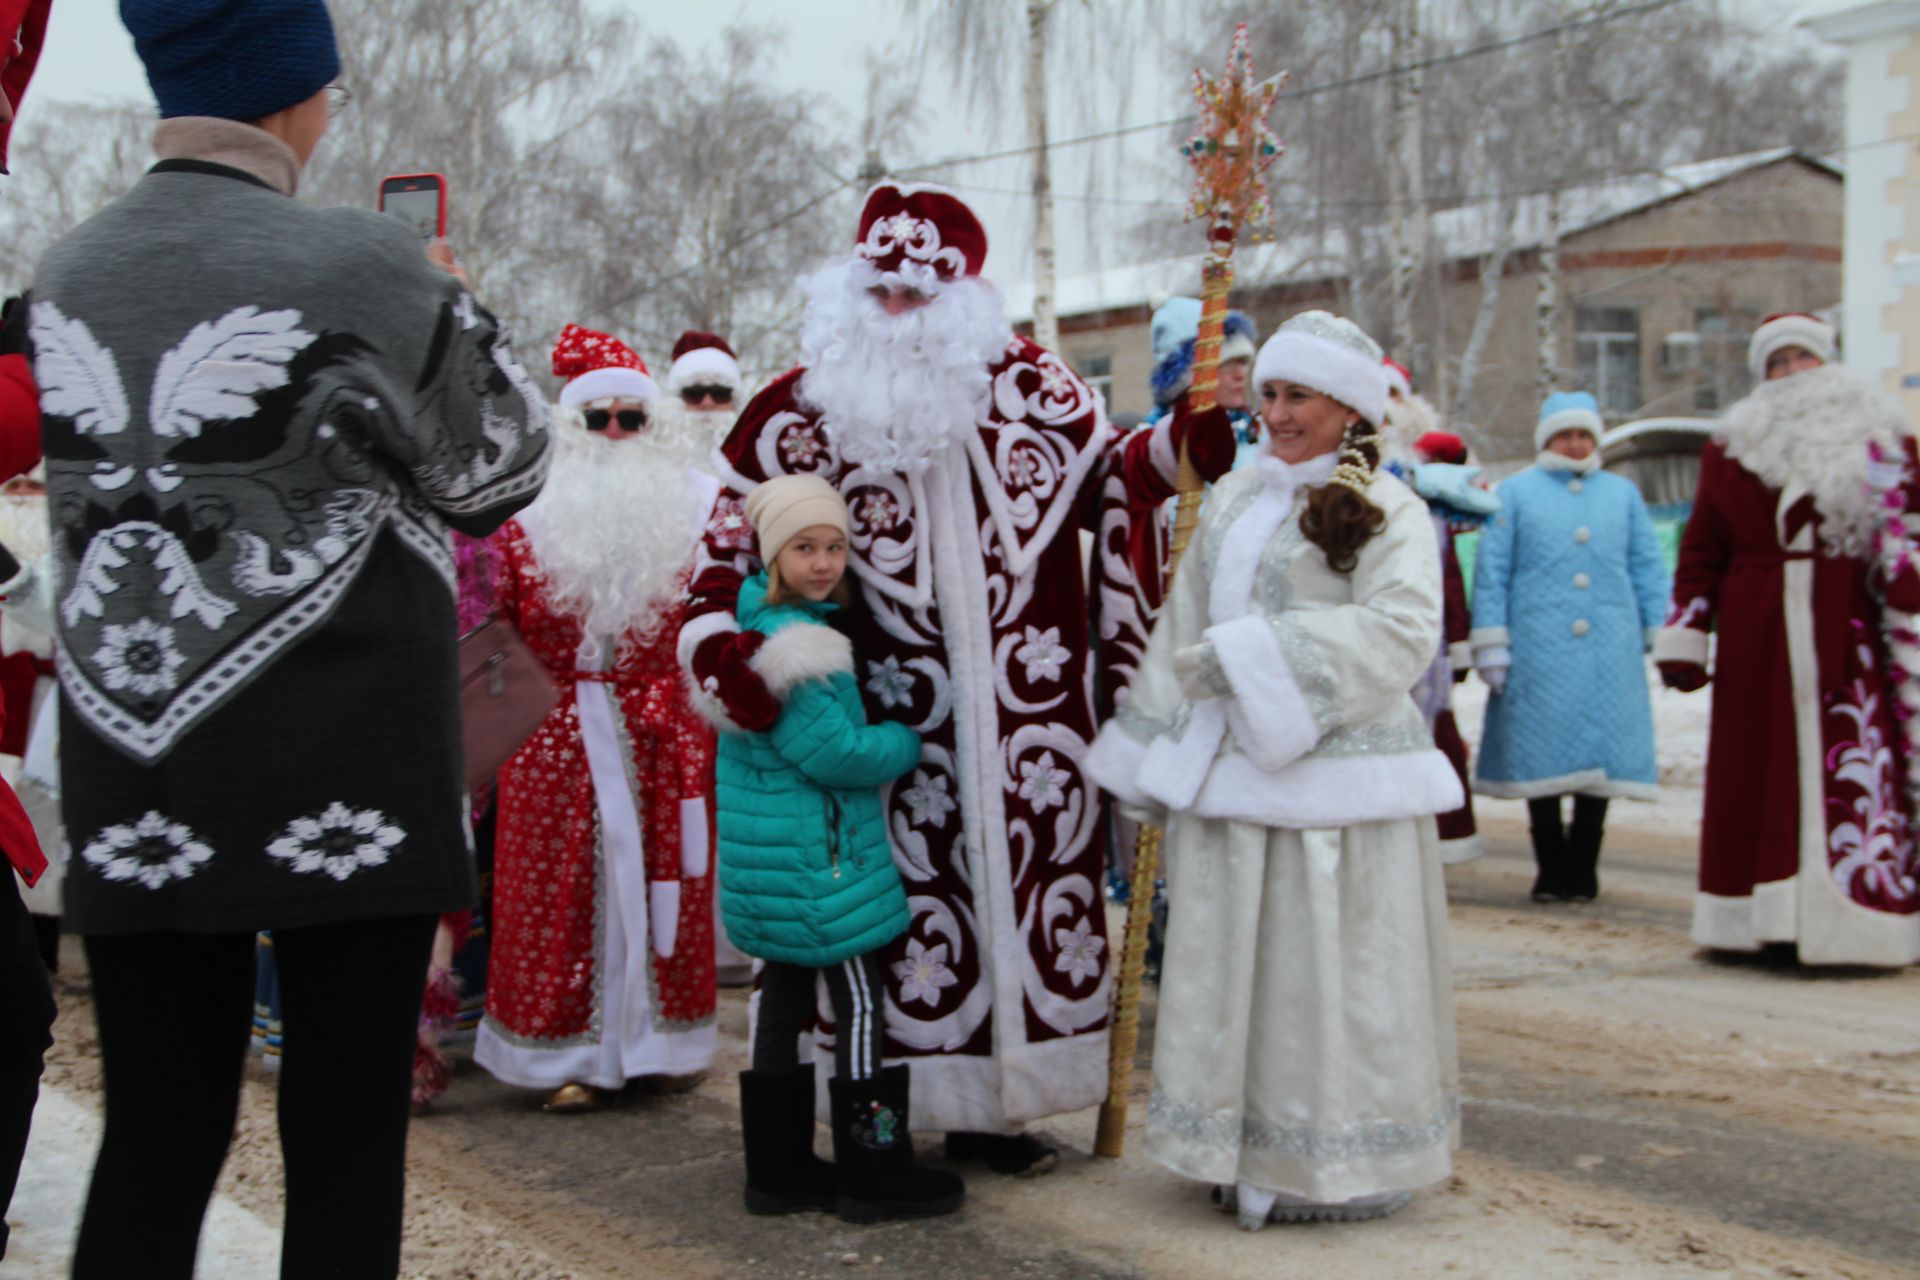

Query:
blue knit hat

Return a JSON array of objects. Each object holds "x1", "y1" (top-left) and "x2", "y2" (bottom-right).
[
  {"x1": 121, "y1": 0, "x2": 340, "y2": 123},
  {"x1": 1148, "y1": 296, "x2": 1257, "y2": 408},
  {"x1": 1536, "y1": 390, "x2": 1604, "y2": 451}
]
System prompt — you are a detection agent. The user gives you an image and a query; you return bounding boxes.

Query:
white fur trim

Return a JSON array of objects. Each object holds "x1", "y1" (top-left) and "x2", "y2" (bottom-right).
[
  {"x1": 1086, "y1": 718, "x2": 1155, "y2": 809},
  {"x1": 1651, "y1": 627, "x2": 1709, "y2": 665},
  {"x1": 1691, "y1": 881, "x2": 1797, "y2": 952},
  {"x1": 681, "y1": 668, "x2": 743, "y2": 735},
  {"x1": 1148, "y1": 413, "x2": 1181, "y2": 487},
  {"x1": 1218, "y1": 331, "x2": 1256, "y2": 366},
  {"x1": 1469, "y1": 626, "x2": 1510, "y2": 651},
  {"x1": 1382, "y1": 363, "x2": 1412, "y2": 398},
  {"x1": 1447, "y1": 641, "x2": 1473, "y2": 673},
  {"x1": 1719, "y1": 364, "x2": 1911, "y2": 559},
  {"x1": 1746, "y1": 314, "x2": 1835, "y2": 382},
  {"x1": 676, "y1": 609, "x2": 734, "y2": 675},
  {"x1": 747, "y1": 622, "x2": 854, "y2": 698},
  {"x1": 1253, "y1": 329, "x2": 1388, "y2": 427},
  {"x1": 1207, "y1": 614, "x2": 1319, "y2": 772},
  {"x1": 1471, "y1": 768, "x2": 1658, "y2": 801},
  {"x1": 1535, "y1": 406, "x2": 1603, "y2": 452},
  {"x1": 1439, "y1": 833, "x2": 1484, "y2": 865},
  {"x1": 559, "y1": 365, "x2": 660, "y2": 408},
  {"x1": 1155, "y1": 748, "x2": 1464, "y2": 828},
  {"x1": 667, "y1": 345, "x2": 741, "y2": 393},
  {"x1": 651, "y1": 880, "x2": 680, "y2": 960}
]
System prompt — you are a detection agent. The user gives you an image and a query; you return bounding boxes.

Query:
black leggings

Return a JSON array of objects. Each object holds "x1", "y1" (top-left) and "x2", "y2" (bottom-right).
[
  {"x1": 74, "y1": 914, "x2": 436, "y2": 1280},
  {"x1": 754, "y1": 951, "x2": 889, "y2": 1082},
  {"x1": 0, "y1": 870, "x2": 55, "y2": 1261}
]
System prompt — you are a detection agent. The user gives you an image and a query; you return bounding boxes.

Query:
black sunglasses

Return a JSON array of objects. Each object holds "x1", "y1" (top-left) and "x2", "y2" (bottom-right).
[
  {"x1": 583, "y1": 408, "x2": 647, "y2": 432},
  {"x1": 679, "y1": 385, "x2": 734, "y2": 406}
]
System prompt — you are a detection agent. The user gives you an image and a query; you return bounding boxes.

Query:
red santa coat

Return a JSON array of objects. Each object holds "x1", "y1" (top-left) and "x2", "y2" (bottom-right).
[
  {"x1": 1658, "y1": 436, "x2": 1920, "y2": 966},
  {"x1": 479, "y1": 511, "x2": 720, "y2": 1084},
  {"x1": 683, "y1": 341, "x2": 1189, "y2": 1131}
]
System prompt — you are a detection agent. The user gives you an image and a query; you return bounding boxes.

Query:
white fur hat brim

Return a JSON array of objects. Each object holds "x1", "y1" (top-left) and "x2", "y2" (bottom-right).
[
  {"x1": 667, "y1": 345, "x2": 742, "y2": 393},
  {"x1": 1253, "y1": 330, "x2": 1389, "y2": 426},
  {"x1": 1747, "y1": 315, "x2": 1835, "y2": 382},
  {"x1": 1535, "y1": 405, "x2": 1604, "y2": 451},
  {"x1": 558, "y1": 366, "x2": 660, "y2": 408}
]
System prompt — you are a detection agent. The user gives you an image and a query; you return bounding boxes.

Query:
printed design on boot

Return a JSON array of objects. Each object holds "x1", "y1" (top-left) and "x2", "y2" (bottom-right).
[{"x1": 850, "y1": 1101, "x2": 902, "y2": 1151}]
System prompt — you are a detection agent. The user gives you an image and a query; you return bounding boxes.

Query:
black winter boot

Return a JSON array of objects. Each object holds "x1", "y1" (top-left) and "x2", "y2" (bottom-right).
[
  {"x1": 739, "y1": 1068, "x2": 836, "y2": 1215},
  {"x1": 829, "y1": 1065, "x2": 964, "y2": 1223},
  {"x1": 1564, "y1": 796, "x2": 1609, "y2": 903},
  {"x1": 1525, "y1": 796, "x2": 1567, "y2": 902}
]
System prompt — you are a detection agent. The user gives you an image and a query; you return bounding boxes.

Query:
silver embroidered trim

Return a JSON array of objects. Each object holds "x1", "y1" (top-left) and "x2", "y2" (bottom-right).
[{"x1": 1149, "y1": 1087, "x2": 1459, "y2": 1163}]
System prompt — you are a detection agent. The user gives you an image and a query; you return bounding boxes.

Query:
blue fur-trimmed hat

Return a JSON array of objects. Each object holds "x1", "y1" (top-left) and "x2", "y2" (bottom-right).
[
  {"x1": 1149, "y1": 296, "x2": 1257, "y2": 408},
  {"x1": 1536, "y1": 390, "x2": 1605, "y2": 451},
  {"x1": 121, "y1": 0, "x2": 341, "y2": 123}
]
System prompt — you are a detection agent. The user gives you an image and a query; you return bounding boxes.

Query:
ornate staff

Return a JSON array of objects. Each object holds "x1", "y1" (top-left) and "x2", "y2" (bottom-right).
[{"x1": 1095, "y1": 23, "x2": 1284, "y2": 1160}]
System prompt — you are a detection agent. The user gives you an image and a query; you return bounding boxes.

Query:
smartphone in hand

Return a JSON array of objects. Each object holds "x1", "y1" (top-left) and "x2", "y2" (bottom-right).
[{"x1": 377, "y1": 173, "x2": 447, "y2": 242}]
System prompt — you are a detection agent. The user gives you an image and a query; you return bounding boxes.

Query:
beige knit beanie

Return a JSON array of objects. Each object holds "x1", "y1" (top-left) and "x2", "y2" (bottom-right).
[{"x1": 744, "y1": 474, "x2": 849, "y2": 563}]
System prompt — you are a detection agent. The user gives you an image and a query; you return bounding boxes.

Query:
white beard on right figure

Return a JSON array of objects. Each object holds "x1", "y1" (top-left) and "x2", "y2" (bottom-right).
[
  {"x1": 795, "y1": 256, "x2": 1014, "y2": 476},
  {"x1": 652, "y1": 397, "x2": 737, "y2": 476}
]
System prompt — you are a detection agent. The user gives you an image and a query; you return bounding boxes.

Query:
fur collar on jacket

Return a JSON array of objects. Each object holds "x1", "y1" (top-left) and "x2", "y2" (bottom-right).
[{"x1": 1718, "y1": 363, "x2": 1911, "y2": 558}]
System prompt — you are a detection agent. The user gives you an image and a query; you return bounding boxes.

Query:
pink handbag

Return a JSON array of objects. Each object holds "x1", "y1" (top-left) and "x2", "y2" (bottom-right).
[{"x1": 457, "y1": 616, "x2": 560, "y2": 790}]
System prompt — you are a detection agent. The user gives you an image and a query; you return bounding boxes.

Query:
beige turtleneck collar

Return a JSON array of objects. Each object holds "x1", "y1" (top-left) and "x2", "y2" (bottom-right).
[{"x1": 152, "y1": 117, "x2": 301, "y2": 196}]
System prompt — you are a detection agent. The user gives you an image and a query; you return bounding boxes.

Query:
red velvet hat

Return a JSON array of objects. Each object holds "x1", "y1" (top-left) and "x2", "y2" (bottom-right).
[
  {"x1": 855, "y1": 181, "x2": 988, "y2": 283},
  {"x1": 551, "y1": 323, "x2": 657, "y2": 409},
  {"x1": 667, "y1": 330, "x2": 741, "y2": 393},
  {"x1": 1414, "y1": 431, "x2": 1467, "y2": 465},
  {"x1": 0, "y1": 0, "x2": 53, "y2": 174}
]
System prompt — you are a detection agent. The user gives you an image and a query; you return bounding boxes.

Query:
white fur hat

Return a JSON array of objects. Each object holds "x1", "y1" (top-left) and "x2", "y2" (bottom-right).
[
  {"x1": 1747, "y1": 312, "x2": 1835, "y2": 381},
  {"x1": 1536, "y1": 391, "x2": 1605, "y2": 451},
  {"x1": 1252, "y1": 311, "x2": 1389, "y2": 426}
]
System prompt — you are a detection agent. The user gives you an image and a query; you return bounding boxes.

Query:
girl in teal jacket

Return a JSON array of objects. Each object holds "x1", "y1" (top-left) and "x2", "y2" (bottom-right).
[{"x1": 711, "y1": 475, "x2": 962, "y2": 1225}]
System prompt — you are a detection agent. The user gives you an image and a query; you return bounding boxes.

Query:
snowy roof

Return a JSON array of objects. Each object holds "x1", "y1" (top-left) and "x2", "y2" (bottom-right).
[{"x1": 1009, "y1": 148, "x2": 1840, "y2": 324}]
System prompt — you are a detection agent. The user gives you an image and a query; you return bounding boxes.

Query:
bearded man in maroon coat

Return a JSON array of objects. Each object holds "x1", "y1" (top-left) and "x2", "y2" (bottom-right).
[
  {"x1": 679, "y1": 182, "x2": 1233, "y2": 1171},
  {"x1": 1656, "y1": 312, "x2": 1920, "y2": 967}
]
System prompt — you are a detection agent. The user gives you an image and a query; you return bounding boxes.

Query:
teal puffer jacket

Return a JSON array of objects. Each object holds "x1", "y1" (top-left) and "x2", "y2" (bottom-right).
[{"x1": 713, "y1": 576, "x2": 919, "y2": 967}]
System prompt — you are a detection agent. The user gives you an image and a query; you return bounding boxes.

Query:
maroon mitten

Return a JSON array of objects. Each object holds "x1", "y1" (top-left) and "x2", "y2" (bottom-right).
[
  {"x1": 693, "y1": 630, "x2": 780, "y2": 732},
  {"x1": 1658, "y1": 660, "x2": 1708, "y2": 693},
  {"x1": 1170, "y1": 402, "x2": 1236, "y2": 481}
]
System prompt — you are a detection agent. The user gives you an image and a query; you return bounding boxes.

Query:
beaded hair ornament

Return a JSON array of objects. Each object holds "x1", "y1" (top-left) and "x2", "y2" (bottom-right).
[{"x1": 1329, "y1": 424, "x2": 1382, "y2": 497}]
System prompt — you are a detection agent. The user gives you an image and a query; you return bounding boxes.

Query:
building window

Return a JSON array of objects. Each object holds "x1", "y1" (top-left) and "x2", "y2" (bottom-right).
[
  {"x1": 1077, "y1": 352, "x2": 1114, "y2": 409},
  {"x1": 1693, "y1": 307, "x2": 1756, "y2": 412},
  {"x1": 1575, "y1": 307, "x2": 1641, "y2": 418}
]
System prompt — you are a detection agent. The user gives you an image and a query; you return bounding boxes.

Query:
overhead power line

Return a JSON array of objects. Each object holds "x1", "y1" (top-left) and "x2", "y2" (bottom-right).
[{"x1": 894, "y1": 0, "x2": 1692, "y2": 177}]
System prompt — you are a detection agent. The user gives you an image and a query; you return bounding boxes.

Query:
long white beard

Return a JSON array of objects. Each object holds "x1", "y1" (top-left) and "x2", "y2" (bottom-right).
[
  {"x1": 796, "y1": 256, "x2": 1013, "y2": 475},
  {"x1": 0, "y1": 494, "x2": 50, "y2": 566},
  {"x1": 1719, "y1": 362, "x2": 1912, "y2": 559},
  {"x1": 518, "y1": 410, "x2": 700, "y2": 655},
  {"x1": 652, "y1": 397, "x2": 738, "y2": 475},
  {"x1": 1380, "y1": 393, "x2": 1440, "y2": 468}
]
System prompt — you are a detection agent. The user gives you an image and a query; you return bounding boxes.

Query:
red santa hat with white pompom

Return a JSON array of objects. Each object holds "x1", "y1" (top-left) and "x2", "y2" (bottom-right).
[
  {"x1": 666, "y1": 330, "x2": 742, "y2": 395},
  {"x1": 551, "y1": 323, "x2": 659, "y2": 409}
]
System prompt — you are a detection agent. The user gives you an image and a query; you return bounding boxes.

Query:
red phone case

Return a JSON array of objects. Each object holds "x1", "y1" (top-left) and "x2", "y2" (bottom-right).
[{"x1": 377, "y1": 172, "x2": 448, "y2": 239}]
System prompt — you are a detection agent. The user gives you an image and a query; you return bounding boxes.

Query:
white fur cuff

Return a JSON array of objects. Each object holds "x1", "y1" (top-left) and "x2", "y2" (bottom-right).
[
  {"x1": 651, "y1": 881, "x2": 681, "y2": 959},
  {"x1": 1206, "y1": 614, "x2": 1319, "y2": 772},
  {"x1": 1651, "y1": 626, "x2": 1709, "y2": 665},
  {"x1": 1448, "y1": 640, "x2": 1473, "y2": 673},
  {"x1": 1086, "y1": 720, "x2": 1155, "y2": 809},
  {"x1": 1469, "y1": 626, "x2": 1510, "y2": 651},
  {"x1": 749, "y1": 623, "x2": 853, "y2": 697}
]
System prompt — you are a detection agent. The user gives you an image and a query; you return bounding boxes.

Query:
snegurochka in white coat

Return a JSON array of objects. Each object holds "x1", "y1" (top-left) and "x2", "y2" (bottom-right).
[{"x1": 1089, "y1": 311, "x2": 1462, "y2": 1229}]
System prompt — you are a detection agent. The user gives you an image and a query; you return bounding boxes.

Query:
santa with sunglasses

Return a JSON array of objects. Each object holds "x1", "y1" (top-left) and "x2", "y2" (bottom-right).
[
  {"x1": 475, "y1": 325, "x2": 721, "y2": 1110},
  {"x1": 681, "y1": 182, "x2": 1235, "y2": 1172}
]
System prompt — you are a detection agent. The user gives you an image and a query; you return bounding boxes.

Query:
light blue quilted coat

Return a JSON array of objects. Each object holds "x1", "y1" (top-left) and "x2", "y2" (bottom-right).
[{"x1": 1471, "y1": 466, "x2": 1670, "y2": 798}]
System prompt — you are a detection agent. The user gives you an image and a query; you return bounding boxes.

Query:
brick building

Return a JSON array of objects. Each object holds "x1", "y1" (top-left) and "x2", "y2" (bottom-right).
[{"x1": 1010, "y1": 148, "x2": 1842, "y2": 460}]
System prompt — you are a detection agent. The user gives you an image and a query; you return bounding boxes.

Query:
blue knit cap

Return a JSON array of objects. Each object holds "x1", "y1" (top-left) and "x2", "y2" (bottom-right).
[
  {"x1": 1535, "y1": 390, "x2": 1605, "y2": 451},
  {"x1": 121, "y1": 0, "x2": 340, "y2": 123}
]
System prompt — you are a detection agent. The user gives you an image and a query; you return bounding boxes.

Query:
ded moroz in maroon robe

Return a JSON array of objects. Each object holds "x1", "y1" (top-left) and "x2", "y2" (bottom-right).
[{"x1": 1656, "y1": 365, "x2": 1920, "y2": 966}]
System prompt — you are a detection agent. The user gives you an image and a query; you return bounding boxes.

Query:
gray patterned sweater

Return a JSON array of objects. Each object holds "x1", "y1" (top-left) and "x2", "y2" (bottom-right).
[{"x1": 22, "y1": 124, "x2": 551, "y2": 933}]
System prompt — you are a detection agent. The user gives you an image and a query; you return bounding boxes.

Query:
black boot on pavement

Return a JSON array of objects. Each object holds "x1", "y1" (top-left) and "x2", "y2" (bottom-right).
[
  {"x1": 1564, "y1": 795, "x2": 1609, "y2": 903},
  {"x1": 739, "y1": 1067, "x2": 836, "y2": 1215},
  {"x1": 829, "y1": 1065, "x2": 964, "y2": 1224},
  {"x1": 1525, "y1": 796, "x2": 1568, "y2": 903},
  {"x1": 943, "y1": 1129, "x2": 1060, "y2": 1176}
]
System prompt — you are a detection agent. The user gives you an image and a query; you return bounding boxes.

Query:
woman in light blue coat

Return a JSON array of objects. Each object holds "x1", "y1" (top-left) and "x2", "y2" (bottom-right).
[{"x1": 1470, "y1": 392, "x2": 1670, "y2": 902}]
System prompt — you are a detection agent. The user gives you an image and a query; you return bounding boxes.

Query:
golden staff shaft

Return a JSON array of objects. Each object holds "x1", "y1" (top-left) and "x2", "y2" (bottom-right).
[{"x1": 1094, "y1": 246, "x2": 1235, "y2": 1160}]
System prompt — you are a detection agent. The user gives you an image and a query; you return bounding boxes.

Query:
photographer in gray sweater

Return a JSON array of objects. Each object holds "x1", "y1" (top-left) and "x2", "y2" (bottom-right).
[{"x1": 18, "y1": 2, "x2": 551, "y2": 1274}]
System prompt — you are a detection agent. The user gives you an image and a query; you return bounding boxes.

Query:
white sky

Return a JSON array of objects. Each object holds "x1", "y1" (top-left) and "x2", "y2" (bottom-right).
[{"x1": 27, "y1": 0, "x2": 1858, "y2": 288}]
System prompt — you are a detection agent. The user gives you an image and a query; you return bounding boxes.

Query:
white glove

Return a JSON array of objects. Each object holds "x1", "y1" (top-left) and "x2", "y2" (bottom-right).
[
  {"x1": 1475, "y1": 644, "x2": 1511, "y2": 695},
  {"x1": 1117, "y1": 802, "x2": 1165, "y2": 827}
]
